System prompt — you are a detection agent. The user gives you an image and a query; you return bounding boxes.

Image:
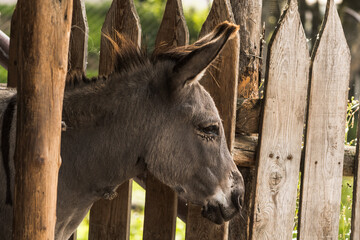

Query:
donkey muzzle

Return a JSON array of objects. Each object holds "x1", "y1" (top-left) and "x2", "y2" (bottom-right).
[{"x1": 201, "y1": 188, "x2": 244, "y2": 224}]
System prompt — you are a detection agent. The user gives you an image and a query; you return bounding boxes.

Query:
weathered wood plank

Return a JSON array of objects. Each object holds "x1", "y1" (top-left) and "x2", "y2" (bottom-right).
[
  {"x1": 299, "y1": 0, "x2": 351, "y2": 239},
  {"x1": 11, "y1": 0, "x2": 73, "y2": 239},
  {"x1": 89, "y1": 1, "x2": 141, "y2": 239},
  {"x1": 233, "y1": 135, "x2": 356, "y2": 177},
  {"x1": 143, "y1": 174, "x2": 178, "y2": 240},
  {"x1": 230, "y1": 0, "x2": 262, "y2": 100},
  {"x1": 251, "y1": 1, "x2": 309, "y2": 239},
  {"x1": 68, "y1": 0, "x2": 88, "y2": 73},
  {"x1": 229, "y1": 1, "x2": 263, "y2": 237},
  {"x1": 154, "y1": 0, "x2": 188, "y2": 52},
  {"x1": 185, "y1": 0, "x2": 239, "y2": 239},
  {"x1": 89, "y1": 181, "x2": 132, "y2": 240},
  {"x1": 351, "y1": 109, "x2": 360, "y2": 239},
  {"x1": 143, "y1": 1, "x2": 188, "y2": 239},
  {"x1": 98, "y1": 0, "x2": 141, "y2": 75}
]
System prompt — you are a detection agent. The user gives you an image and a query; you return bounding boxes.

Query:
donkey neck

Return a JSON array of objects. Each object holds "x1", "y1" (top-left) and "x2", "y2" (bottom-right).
[{"x1": 60, "y1": 71, "x2": 153, "y2": 198}]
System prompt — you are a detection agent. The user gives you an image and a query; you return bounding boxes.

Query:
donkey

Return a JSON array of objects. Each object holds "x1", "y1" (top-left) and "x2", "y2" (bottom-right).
[{"x1": 0, "y1": 21, "x2": 244, "y2": 239}]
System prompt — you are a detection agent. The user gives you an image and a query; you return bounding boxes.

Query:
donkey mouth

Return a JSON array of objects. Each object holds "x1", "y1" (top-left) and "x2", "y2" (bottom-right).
[{"x1": 201, "y1": 203, "x2": 238, "y2": 224}]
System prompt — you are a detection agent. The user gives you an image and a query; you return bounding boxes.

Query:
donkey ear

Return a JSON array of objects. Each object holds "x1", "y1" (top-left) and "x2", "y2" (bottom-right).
[{"x1": 171, "y1": 21, "x2": 239, "y2": 91}]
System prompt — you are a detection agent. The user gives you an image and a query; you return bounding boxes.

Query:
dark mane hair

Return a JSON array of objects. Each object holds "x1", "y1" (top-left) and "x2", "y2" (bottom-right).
[{"x1": 66, "y1": 32, "x2": 149, "y2": 89}]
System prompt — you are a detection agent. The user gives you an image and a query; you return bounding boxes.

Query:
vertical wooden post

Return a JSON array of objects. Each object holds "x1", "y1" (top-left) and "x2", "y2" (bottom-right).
[
  {"x1": 11, "y1": 0, "x2": 73, "y2": 239},
  {"x1": 68, "y1": 0, "x2": 88, "y2": 73},
  {"x1": 88, "y1": 0, "x2": 140, "y2": 239},
  {"x1": 143, "y1": 0, "x2": 188, "y2": 239},
  {"x1": 229, "y1": 0, "x2": 262, "y2": 239},
  {"x1": 67, "y1": 1, "x2": 88, "y2": 239},
  {"x1": 185, "y1": 0, "x2": 239, "y2": 239},
  {"x1": 250, "y1": 1, "x2": 309, "y2": 239},
  {"x1": 299, "y1": 0, "x2": 351, "y2": 238}
]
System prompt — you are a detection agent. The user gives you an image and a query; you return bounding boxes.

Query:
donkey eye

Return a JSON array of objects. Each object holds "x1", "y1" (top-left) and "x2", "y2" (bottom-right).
[{"x1": 201, "y1": 125, "x2": 219, "y2": 136}]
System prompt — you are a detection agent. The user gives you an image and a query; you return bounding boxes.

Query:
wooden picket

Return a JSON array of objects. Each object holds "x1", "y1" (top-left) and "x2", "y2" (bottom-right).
[
  {"x1": 142, "y1": 1, "x2": 188, "y2": 239},
  {"x1": 185, "y1": 0, "x2": 239, "y2": 239},
  {"x1": 299, "y1": 0, "x2": 351, "y2": 238},
  {"x1": 68, "y1": 0, "x2": 88, "y2": 73},
  {"x1": 88, "y1": 0, "x2": 140, "y2": 239},
  {"x1": 251, "y1": 1, "x2": 309, "y2": 239}
]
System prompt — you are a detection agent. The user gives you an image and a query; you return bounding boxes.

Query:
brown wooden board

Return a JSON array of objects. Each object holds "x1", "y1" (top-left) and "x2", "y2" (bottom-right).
[
  {"x1": 88, "y1": 0, "x2": 141, "y2": 239},
  {"x1": 143, "y1": 1, "x2": 188, "y2": 239},
  {"x1": 154, "y1": 0, "x2": 188, "y2": 52},
  {"x1": 299, "y1": 0, "x2": 351, "y2": 239},
  {"x1": 229, "y1": 0, "x2": 263, "y2": 238},
  {"x1": 185, "y1": 0, "x2": 239, "y2": 239},
  {"x1": 98, "y1": 0, "x2": 141, "y2": 76},
  {"x1": 352, "y1": 109, "x2": 360, "y2": 240},
  {"x1": 68, "y1": 0, "x2": 88, "y2": 73},
  {"x1": 11, "y1": 0, "x2": 73, "y2": 239},
  {"x1": 250, "y1": 1, "x2": 309, "y2": 239},
  {"x1": 89, "y1": 182, "x2": 132, "y2": 240},
  {"x1": 143, "y1": 174, "x2": 178, "y2": 240}
]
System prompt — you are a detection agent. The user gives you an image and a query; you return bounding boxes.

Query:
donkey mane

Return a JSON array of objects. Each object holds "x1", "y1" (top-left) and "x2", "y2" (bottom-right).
[{"x1": 65, "y1": 30, "x2": 223, "y2": 89}]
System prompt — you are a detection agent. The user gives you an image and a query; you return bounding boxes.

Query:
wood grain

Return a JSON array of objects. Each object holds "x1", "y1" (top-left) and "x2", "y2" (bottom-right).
[
  {"x1": 89, "y1": 182, "x2": 132, "y2": 240},
  {"x1": 251, "y1": 1, "x2": 310, "y2": 239},
  {"x1": 143, "y1": 174, "x2": 178, "y2": 240},
  {"x1": 154, "y1": 0, "x2": 188, "y2": 52},
  {"x1": 143, "y1": 1, "x2": 188, "y2": 239},
  {"x1": 185, "y1": 0, "x2": 239, "y2": 239},
  {"x1": 68, "y1": 0, "x2": 88, "y2": 73},
  {"x1": 11, "y1": 0, "x2": 72, "y2": 239},
  {"x1": 98, "y1": 0, "x2": 141, "y2": 75},
  {"x1": 89, "y1": 1, "x2": 140, "y2": 239},
  {"x1": 233, "y1": 135, "x2": 356, "y2": 177},
  {"x1": 299, "y1": 0, "x2": 351, "y2": 239},
  {"x1": 229, "y1": 1, "x2": 263, "y2": 237},
  {"x1": 351, "y1": 107, "x2": 360, "y2": 239}
]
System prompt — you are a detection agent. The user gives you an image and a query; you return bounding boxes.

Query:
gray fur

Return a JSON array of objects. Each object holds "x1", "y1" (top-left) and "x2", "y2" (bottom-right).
[{"x1": 0, "y1": 22, "x2": 244, "y2": 239}]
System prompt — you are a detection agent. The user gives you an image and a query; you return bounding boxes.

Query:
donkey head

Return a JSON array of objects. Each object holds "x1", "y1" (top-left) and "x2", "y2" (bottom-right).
[{"x1": 146, "y1": 21, "x2": 245, "y2": 224}]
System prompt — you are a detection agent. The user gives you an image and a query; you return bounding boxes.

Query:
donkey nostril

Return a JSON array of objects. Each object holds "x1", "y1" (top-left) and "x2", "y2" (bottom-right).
[{"x1": 231, "y1": 191, "x2": 243, "y2": 210}]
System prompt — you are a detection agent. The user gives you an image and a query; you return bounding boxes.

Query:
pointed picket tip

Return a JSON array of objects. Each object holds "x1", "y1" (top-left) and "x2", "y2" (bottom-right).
[
  {"x1": 199, "y1": 0, "x2": 236, "y2": 37},
  {"x1": 311, "y1": 0, "x2": 350, "y2": 61},
  {"x1": 155, "y1": 0, "x2": 189, "y2": 51},
  {"x1": 251, "y1": 0, "x2": 309, "y2": 239},
  {"x1": 99, "y1": 0, "x2": 141, "y2": 75},
  {"x1": 299, "y1": 0, "x2": 351, "y2": 238}
]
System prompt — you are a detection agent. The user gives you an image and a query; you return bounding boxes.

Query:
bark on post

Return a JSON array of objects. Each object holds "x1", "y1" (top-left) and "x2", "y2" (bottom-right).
[
  {"x1": 229, "y1": 0, "x2": 262, "y2": 239},
  {"x1": 11, "y1": 0, "x2": 72, "y2": 239}
]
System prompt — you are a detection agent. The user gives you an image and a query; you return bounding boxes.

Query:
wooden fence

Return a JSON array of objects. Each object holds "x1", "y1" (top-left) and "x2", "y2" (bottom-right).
[{"x1": 5, "y1": 0, "x2": 359, "y2": 239}]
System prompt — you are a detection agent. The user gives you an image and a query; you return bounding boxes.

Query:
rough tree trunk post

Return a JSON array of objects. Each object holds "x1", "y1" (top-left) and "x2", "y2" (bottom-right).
[
  {"x1": 229, "y1": 0, "x2": 262, "y2": 239},
  {"x1": 11, "y1": 0, "x2": 72, "y2": 239}
]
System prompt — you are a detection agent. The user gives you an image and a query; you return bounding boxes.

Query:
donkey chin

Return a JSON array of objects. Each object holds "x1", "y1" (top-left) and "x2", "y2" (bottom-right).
[{"x1": 201, "y1": 187, "x2": 244, "y2": 224}]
